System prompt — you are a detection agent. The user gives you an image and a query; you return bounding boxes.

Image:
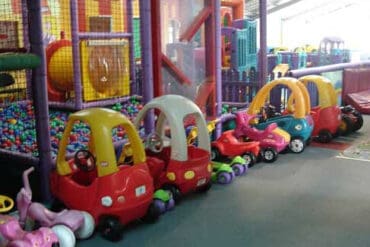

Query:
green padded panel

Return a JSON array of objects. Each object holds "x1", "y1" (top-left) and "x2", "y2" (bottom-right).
[{"x1": 0, "y1": 53, "x2": 41, "y2": 71}]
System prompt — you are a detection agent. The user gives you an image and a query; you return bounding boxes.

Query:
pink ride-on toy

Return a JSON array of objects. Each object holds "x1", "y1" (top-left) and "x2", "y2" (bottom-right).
[
  {"x1": 234, "y1": 112, "x2": 291, "y2": 163},
  {"x1": 0, "y1": 195, "x2": 59, "y2": 247},
  {"x1": 17, "y1": 167, "x2": 95, "y2": 247}
]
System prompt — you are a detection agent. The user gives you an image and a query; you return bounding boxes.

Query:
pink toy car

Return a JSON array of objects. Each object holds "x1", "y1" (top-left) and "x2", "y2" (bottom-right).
[{"x1": 234, "y1": 112, "x2": 291, "y2": 162}]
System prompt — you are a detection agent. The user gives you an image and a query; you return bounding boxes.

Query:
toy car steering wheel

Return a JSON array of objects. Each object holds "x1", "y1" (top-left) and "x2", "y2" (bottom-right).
[
  {"x1": 0, "y1": 195, "x2": 14, "y2": 213},
  {"x1": 74, "y1": 149, "x2": 96, "y2": 172},
  {"x1": 146, "y1": 133, "x2": 164, "y2": 153}
]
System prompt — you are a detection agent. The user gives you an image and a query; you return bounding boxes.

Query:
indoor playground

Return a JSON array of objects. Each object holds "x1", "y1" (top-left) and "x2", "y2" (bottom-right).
[{"x1": 0, "y1": 0, "x2": 370, "y2": 246}]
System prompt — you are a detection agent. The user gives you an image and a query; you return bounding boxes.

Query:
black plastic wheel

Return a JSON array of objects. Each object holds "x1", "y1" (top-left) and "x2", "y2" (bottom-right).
[
  {"x1": 262, "y1": 147, "x2": 278, "y2": 163},
  {"x1": 242, "y1": 152, "x2": 256, "y2": 167},
  {"x1": 98, "y1": 215, "x2": 123, "y2": 242},
  {"x1": 317, "y1": 129, "x2": 332, "y2": 143},
  {"x1": 162, "y1": 184, "x2": 182, "y2": 203},
  {"x1": 353, "y1": 114, "x2": 363, "y2": 131},
  {"x1": 210, "y1": 147, "x2": 220, "y2": 161},
  {"x1": 142, "y1": 201, "x2": 162, "y2": 223},
  {"x1": 197, "y1": 181, "x2": 212, "y2": 193},
  {"x1": 339, "y1": 114, "x2": 353, "y2": 136}
]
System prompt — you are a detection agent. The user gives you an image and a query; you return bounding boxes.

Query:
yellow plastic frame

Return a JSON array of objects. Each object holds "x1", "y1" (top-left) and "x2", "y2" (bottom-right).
[
  {"x1": 247, "y1": 77, "x2": 310, "y2": 119},
  {"x1": 56, "y1": 108, "x2": 146, "y2": 177}
]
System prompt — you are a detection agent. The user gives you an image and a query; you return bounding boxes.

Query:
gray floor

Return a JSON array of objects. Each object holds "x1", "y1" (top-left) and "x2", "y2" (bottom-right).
[{"x1": 78, "y1": 116, "x2": 370, "y2": 247}]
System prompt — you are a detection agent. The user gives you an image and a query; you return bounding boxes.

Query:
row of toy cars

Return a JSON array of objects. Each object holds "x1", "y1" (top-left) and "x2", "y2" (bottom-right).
[
  {"x1": 0, "y1": 95, "x2": 215, "y2": 246},
  {"x1": 47, "y1": 94, "x2": 221, "y2": 244},
  {"x1": 210, "y1": 75, "x2": 363, "y2": 168}
]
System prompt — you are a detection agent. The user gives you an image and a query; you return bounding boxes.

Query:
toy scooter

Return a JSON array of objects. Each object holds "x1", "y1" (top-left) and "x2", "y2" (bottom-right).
[
  {"x1": 16, "y1": 167, "x2": 95, "y2": 247},
  {"x1": 234, "y1": 112, "x2": 290, "y2": 162},
  {"x1": 0, "y1": 195, "x2": 59, "y2": 247}
]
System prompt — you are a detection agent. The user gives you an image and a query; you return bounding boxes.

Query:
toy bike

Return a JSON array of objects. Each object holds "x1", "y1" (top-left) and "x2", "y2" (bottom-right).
[
  {"x1": 17, "y1": 167, "x2": 95, "y2": 247},
  {"x1": 0, "y1": 195, "x2": 59, "y2": 247}
]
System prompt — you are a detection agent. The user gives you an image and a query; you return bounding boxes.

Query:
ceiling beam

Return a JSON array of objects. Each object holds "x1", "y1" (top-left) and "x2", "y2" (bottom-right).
[{"x1": 267, "y1": 0, "x2": 305, "y2": 14}]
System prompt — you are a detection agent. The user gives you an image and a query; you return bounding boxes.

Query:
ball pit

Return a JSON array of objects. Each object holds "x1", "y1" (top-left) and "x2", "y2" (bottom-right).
[{"x1": 0, "y1": 97, "x2": 143, "y2": 158}]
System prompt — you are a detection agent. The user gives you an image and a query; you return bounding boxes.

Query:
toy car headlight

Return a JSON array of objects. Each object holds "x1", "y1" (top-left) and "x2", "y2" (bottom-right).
[{"x1": 294, "y1": 124, "x2": 302, "y2": 131}]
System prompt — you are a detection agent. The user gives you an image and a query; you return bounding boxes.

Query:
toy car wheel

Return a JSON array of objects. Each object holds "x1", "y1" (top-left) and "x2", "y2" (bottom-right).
[
  {"x1": 162, "y1": 184, "x2": 182, "y2": 203},
  {"x1": 317, "y1": 129, "x2": 332, "y2": 143},
  {"x1": 74, "y1": 211, "x2": 95, "y2": 239},
  {"x1": 217, "y1": 171, "x2": 233, "y2": 184},
  {"x1": 197, "y1": 181, "x2": 212, "y2": 193},
  {"x1": 262, "y1": 148, "x2": 278, "y2": 163},
  {"x1": 241, "y1": 152, "x2": 256, "y2": 167},
  {"x1": 210, "y1": 147, "x2": 221, "y2": 160},
  {"x1": 289, "y1": 138, "x2": 305, "y2": 153},
  {"x1": 51, "y1": 224, "x2": 76, "y2": 247},
  {"x1": 353, "y1": 114, "x2": 363, "y2": 131},
  {"x1": 97, "y1": 215, "x2": 123, "y2": 242},
  {"x1": 154, "y1": 199, "x2": 166, "y2": 214},
  {"x1": 242, "y1": 164, "x2": 249, "y2": 174},
  {"x1": 231, "y1": 164, "x2": 245, "y2": 176},
  {"x1": 142, "y1": 201, "x2": 162, "y2": 223},
  {"x1": 338, "y1": 115, "x2": 353, "y2": 136},
  {"x1": 166, "y1": 198, "x2": 175, "y2": 211}
]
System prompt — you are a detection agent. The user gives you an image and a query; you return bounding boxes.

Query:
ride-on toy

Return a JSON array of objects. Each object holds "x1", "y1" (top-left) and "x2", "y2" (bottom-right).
[
  {"x1": 185, "y1": 119, "x2": 237, "y2": 184},
  {"x1": 298, "y1": 75, "x2": 341, "y2": 143},
  {"x1": 247, "y1": 77, "x2": 313, "y2": 153},
  {"x1": 50, "y1": 108, "x2": 165, "y2": 242},
  {"x1": 210, "y1": 161, "x2": 235, "y2": 185},
  {"x1": 18, "y1": 167, "x2": 95, "y2": 247},
  {"x1": 185, "y1": 119, "x2": 249, "y2": 175},
  {"x1": 211, "y1": 130, "x2": 260, "y2": 168},
  {"x1": 133, "y1": 95, "x2": 213, "y2": 203},
  {"x1": 234, "y1": 112, "x2": 290, "y2": 162},
  {"x1": 0, "y1": 195, "x2": 59, "y2": 247}
]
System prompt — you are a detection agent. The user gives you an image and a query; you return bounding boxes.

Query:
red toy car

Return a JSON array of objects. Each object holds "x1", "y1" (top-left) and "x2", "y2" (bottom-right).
[
  {"x1": 211, "y1": 130, "x2": 260, "y2": 167},
  {"x1": 50, "y1": 108, "x2": 163, "y2": 242},
  {"x1": 299, "y1": 75, "x2": 342, "y2": 143},
  {"x1": 133, "y1": 95, "x2": 213, "y2": 203},
  {"x1": 310, "y1": 105, "x2": 341, "y2": 142}
]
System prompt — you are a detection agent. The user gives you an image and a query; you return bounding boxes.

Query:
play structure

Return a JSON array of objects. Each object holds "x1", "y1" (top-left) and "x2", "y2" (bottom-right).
[
  {"x1": 150, "y1": 0, "x2": 220, "y2": 119},
  {"x1": 44, "y1": 0, "x2": 137, "y2": 109}
]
